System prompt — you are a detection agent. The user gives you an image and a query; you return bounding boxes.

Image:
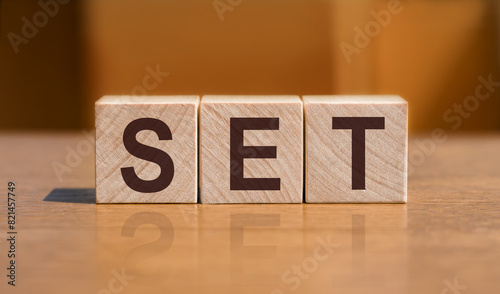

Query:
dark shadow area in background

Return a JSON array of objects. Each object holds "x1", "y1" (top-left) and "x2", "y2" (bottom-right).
[
  {"x1": 0, "y1": 0, "x2": 83, "y2": 130},
  {"x1": 44, "y1": 188, "x2": 95, "y2": 204}
]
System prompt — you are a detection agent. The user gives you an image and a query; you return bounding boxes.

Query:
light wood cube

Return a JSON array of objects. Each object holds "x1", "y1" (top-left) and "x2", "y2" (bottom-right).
[
  {"x1": 200, "y1": 95, "x2": 303, "y2": 203},
  {"x1": 303, "y1": 95, "x2": 407, "y2": 203},
  {"x1": 95, "y1": 95, "x2": 199, "y2": 203}
]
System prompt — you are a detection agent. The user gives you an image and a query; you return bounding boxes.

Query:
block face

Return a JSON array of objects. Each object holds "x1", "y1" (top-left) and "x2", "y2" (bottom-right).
[
  {"x1": 304, "y1": 95, "x2": 407, "y2": 203},
  {"x1": 95, "y1": 95, "x2": 199, "y2": 203},
  {"x1": 200, "y1": 95, "x2": 303, "y2": 203}
]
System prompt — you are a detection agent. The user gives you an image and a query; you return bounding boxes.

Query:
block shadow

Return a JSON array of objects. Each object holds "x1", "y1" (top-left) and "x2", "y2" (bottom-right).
[{"x1": 44, "y1": 188, "x2": 95, "y2": 204}]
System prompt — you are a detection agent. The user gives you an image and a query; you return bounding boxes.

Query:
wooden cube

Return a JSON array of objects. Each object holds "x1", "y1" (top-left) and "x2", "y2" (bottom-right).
[
  {"x1": 95, "y1": 95, "x2": 199, "y2": 203},
  {"x1": 200, "y1": 95, "x2": 303, "y2": 203},
  {"x1": 303, "y1": 95, "x2": 407, "y2": 203}
]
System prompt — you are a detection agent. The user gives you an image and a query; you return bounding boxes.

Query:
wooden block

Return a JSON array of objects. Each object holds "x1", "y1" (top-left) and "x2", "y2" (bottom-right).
[
  {"x1": 303, "y1": 95, "x2": 407, "y2": 203},
  {"x1": 200, "y1": 95, "x2": 303, "y2": 203},
  {"x1": 95, "y1": 95, "x2": 199, "y2": 203}
]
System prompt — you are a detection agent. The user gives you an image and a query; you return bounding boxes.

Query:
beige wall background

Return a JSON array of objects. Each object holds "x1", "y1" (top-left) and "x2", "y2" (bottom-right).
[{"x1": 1, "y1": 0, "x2": 499, "y2": 132}]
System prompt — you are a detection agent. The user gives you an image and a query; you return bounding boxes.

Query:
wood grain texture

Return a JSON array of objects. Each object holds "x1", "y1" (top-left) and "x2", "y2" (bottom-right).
[
  {"x1": 200, "y1": 95, "x2": 303, "y2": 203},
  {"x1": 95, "y1": 95, "x2": 199, "y2": 203},
  {"x1": 304, "y1": 95, "x2": 408, "y2": 203},
  {"x1": 0, "y1": 133, "x2": 500, "y2": 294}
]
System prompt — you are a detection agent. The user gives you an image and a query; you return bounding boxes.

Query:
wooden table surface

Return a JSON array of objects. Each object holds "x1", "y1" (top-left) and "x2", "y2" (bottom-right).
[{"x1": 1, "y1": 132, "x2": 499, "y2": 294}]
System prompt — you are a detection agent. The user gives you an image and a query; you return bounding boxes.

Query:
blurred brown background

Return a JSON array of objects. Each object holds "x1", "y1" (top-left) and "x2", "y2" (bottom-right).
[{"x1": 1, "y1": 0, "x2": 499, "y2": 132}]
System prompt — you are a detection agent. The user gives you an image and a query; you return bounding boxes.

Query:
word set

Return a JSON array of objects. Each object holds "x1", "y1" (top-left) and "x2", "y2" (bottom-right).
[{"x1": 95, "y1": 95, "x2": 407, "y2": 204}]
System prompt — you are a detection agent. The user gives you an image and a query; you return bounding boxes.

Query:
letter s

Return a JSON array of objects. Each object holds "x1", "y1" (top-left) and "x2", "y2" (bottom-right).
[
  {"x1": 443, "y1": 109, "x2": 461, "y2": 130},
  {"x1": 121, "y1": 118, "x2": 174, "y2": 193},
  {"x1": 282, "y1": 270, "x2": 301, "y2": 291}
]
